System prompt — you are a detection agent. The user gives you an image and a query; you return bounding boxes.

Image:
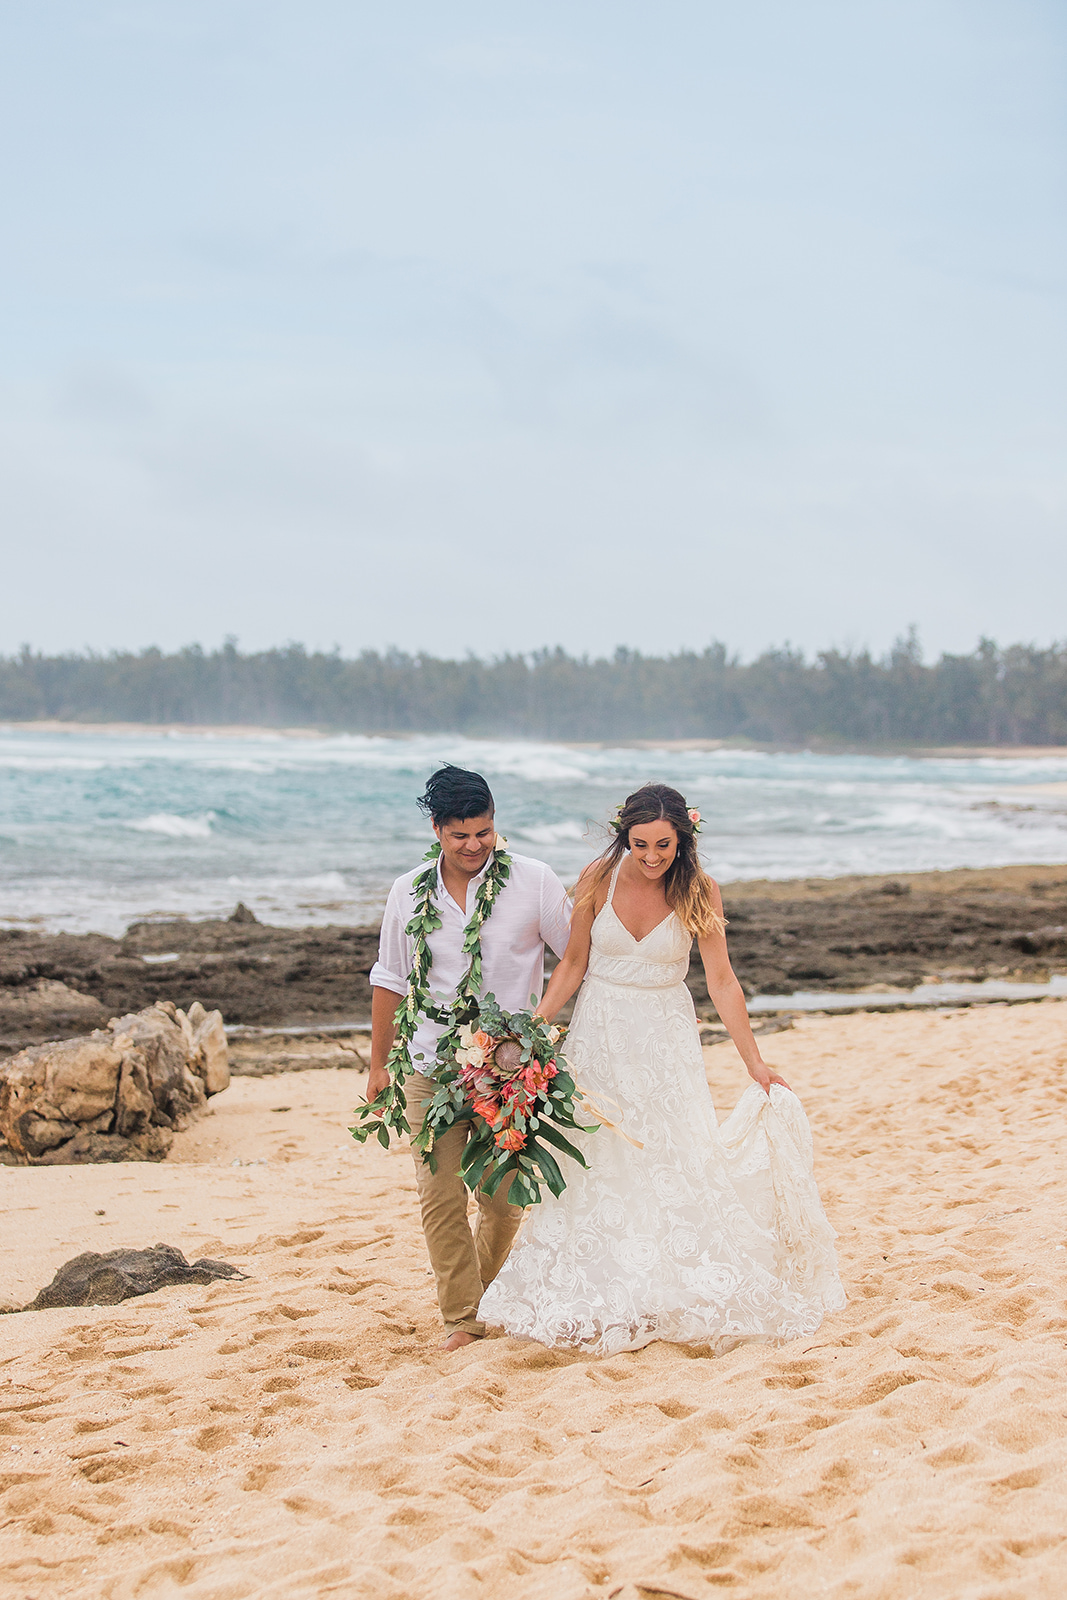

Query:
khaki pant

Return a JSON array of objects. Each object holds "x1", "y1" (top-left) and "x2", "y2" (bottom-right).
[{"x1": 406, "y1": 1071, "x2": 525, "y2": 1337}]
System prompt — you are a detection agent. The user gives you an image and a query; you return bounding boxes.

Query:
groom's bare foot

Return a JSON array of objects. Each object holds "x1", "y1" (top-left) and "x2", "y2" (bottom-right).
[{"x1": 441, "y1": 1330, "x2": 481, "y2": 1352}]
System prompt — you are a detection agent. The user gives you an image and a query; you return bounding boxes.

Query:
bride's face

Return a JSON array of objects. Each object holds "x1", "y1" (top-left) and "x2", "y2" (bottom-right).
[{"x1": 627, "y1": 821, "x2": 678, "y2": 880}]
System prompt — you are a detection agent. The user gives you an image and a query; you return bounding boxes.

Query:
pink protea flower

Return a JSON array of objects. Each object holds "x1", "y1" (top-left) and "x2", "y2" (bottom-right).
[{"x1": 459, "y1": 1062, "x2": 497, "y2": 1098}]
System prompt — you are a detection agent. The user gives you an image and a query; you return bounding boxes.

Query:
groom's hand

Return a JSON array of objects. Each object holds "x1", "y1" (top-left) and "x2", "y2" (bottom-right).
[{"x1": 365, "y1": 1064, "x2": 391, "y2": 1110}]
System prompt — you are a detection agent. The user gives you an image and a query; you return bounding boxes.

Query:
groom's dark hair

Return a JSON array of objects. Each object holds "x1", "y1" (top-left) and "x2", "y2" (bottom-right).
[{"x1": 418, "y1": 765, "x2": 494, "y2": 826}]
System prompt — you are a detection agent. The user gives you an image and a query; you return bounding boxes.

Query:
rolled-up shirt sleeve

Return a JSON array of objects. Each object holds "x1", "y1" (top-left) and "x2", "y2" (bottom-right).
[
  {"x1": 538, "y1": 866, "x2": 573, "y2": 960},
  {"x1": 368, "y1": 882, "x2": 411, "y2": 997}
]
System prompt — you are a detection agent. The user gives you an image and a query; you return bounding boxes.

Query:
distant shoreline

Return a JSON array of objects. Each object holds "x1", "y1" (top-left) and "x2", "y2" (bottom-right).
[{"x1": 3, "y1": 720, "x2": 1067, "y2": 761}]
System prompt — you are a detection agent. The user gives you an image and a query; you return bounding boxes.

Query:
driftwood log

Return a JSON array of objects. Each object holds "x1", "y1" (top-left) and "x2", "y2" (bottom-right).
[{"x1": 0, "y1": 1000, "x2": 228, "y2": 1166}]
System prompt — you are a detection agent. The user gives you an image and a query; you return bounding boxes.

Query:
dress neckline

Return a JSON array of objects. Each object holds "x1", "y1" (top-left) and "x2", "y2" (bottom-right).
[{"x1": 604, "y1": 858, "x2": 676, "y2": 946}]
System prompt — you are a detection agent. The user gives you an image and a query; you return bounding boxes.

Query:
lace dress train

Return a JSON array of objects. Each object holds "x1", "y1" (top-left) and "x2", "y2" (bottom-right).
[{"x1": 478, "y1": 867, "x2": 845, "y2": 1355}]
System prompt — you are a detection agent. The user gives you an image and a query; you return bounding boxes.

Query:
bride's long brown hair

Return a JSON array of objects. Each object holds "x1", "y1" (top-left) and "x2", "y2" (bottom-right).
[{"x1": 577, "y1": 783, "x2": 724, "y2": 938}]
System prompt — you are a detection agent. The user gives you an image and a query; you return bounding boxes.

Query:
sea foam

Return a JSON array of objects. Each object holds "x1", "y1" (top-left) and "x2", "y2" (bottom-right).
[
  {"x1": 1, "y1": 727, "x2": 1065, "y2": 936},
  {"x1": 127, "y1": 812, "x2": 216, "y2": 839}
]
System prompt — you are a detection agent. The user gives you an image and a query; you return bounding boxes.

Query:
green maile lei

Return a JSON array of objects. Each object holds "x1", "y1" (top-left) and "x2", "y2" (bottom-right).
[{"x1": 349, "y1": 836, "x2": 512, "y2": 1148}]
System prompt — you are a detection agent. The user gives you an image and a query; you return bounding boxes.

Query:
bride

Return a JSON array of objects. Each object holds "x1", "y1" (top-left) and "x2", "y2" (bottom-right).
[{"x1": 478, "y1": 783, "x2": 845, "y2": 1355}]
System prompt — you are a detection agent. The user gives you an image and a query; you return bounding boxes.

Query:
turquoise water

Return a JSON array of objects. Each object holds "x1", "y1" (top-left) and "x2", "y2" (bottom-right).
[{"x1": 1, "y1": 727, "x2": 1065, "y2": 935}]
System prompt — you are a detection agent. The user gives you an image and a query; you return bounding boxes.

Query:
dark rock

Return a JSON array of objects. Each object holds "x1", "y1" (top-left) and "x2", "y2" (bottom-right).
[
  {"x1": 702, "y1": 1016, "x2": 794, "y2": 1046},
  {"x1": 0, "y1": 979, "x2": 107, "y2": 1049},
  {"x1": 229, "y1": 902, "x2": 259, "y2": 924},
  {"x1": 36, "y1": 1126, "x2": 173, "y2": 1164},
  {"x1": 685, "y1": 868, "x2": 1067, "y2": 1009},
  {"x1": 1004, "y1": 927, "x2": 1067, "y2": 956},
  {"x1": 28, "y1": 1243, "x2": 247, "y2": 1309},
  {"x1": 0, "y1": 919, "x2": 380, "y2": 1051},
  {"x1": 2, "y1": 866, "x2": 1065, "y2": 1051}
]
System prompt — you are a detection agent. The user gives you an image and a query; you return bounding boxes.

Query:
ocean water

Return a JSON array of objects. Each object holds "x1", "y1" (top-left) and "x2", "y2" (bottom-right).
[{"x1": 1, "y1": 727, "x2": 1066, "y2": 936}]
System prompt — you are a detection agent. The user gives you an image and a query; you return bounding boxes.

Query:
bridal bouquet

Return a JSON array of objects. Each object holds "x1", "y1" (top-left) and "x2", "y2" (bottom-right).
[{"x1": 410, "y1": 995, "x2": 596, "y2": 1207}]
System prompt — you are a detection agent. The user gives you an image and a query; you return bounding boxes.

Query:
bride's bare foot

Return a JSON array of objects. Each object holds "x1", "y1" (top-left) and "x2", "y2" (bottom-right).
[{"x1": 441, "y1": 1330, "x2": 481, "y2": 1352}]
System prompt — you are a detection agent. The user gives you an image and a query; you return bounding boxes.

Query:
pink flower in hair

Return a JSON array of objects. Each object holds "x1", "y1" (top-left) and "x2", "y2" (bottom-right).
[{"x1": 688, "y1": 808, "x2": 702, "y2": 832}]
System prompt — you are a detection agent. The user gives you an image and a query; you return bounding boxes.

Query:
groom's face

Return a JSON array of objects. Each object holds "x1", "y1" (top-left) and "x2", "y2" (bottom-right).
[{"x1": 434, "y1": 812, "x2": 497, "y2": 877}]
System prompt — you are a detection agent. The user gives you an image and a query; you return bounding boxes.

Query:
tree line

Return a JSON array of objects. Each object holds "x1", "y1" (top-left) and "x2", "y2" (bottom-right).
[{"x1": 2, "y1": 634, "x2": 1065, "y2": 745}]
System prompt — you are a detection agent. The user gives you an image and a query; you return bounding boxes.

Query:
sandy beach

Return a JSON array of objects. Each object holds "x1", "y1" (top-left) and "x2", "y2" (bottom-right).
[{"x1": 2, "y1": 1001, "x2": 1065, "y2": 1598}]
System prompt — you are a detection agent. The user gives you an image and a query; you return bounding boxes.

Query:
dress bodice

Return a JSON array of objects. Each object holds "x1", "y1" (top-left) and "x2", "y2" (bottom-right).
[{"x1": 586, "y1": 861, "x2": 692, "y2": 989}]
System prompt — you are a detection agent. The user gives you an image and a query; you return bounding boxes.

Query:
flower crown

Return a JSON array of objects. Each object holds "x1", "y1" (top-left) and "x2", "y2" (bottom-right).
[{"x1": 610, "y1": 805, "x2": 702, "y2": 834}]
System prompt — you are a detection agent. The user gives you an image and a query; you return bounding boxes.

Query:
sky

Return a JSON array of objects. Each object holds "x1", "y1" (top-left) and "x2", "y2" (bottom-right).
[{"x1": 1, "y1": 0, "x2": 1064, "y2": 664}]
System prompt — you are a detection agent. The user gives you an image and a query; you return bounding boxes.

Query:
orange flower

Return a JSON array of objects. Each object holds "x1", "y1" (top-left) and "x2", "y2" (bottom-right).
[
  {"x1": 521, "y1": 1058, "x2": 558, "y2": 1095},
  {"x1": 495, "y1": 1127, "x2": 526, "y2": 1151},
  {"x1": 473, "y1": 1030, "x2": 494, "y2": 1052},
  {"x1": 472, "y1": 1098, "x2": 499, "y2": 1123}
]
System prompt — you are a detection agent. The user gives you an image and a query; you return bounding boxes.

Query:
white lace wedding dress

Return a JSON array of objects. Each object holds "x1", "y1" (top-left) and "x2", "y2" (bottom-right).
[{"x1": 479, "y1": 863, "x2": 845, "y2": 1355}]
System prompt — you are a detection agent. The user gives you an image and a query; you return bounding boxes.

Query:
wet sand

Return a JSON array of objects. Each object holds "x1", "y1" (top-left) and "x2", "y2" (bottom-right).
[{"x1": 1, "y1": 1001, "x2": 1065, "y2": 1598}]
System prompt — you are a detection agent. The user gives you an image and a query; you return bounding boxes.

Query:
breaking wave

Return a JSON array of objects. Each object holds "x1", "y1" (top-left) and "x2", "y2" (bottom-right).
[{"x1": 127, "y1": 812, "x2": 216, "y2": 839}]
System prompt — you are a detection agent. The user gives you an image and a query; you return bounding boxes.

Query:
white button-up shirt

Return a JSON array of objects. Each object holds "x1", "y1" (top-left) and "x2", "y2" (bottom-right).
[{"x1": 369, "y1": 850, "x2": 572, "y2": 1075}]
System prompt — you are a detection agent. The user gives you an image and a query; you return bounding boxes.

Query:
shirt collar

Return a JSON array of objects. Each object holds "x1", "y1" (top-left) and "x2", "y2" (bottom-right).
[{"x1": 435, "y1": 849, "x2": 493, "y2": 909}]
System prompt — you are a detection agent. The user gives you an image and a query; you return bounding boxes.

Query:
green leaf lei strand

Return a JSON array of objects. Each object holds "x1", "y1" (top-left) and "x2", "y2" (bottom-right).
[{"x1": 349, "y1": 837, "x2": 512, "y2": 1148}]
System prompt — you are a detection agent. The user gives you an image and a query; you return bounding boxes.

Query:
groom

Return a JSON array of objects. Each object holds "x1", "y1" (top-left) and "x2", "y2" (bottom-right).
[{"x1": 368, "y1": 764, "x2": 572, "y2": 1351}]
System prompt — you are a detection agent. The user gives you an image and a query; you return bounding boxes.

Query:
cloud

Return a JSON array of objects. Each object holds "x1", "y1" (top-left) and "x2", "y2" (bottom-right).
[
  {"x1": 57, "y1": 363, "x2": 157, "y2": 427},
  {"x1": 0, "y1": 1, "x2": 1064, "y2": 663},
  {"x1": 432, "y1": 38, "x2": 576, "y2": 82}
]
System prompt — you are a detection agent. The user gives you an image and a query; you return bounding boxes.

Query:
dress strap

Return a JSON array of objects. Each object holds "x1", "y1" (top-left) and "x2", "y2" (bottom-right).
[{"x1": 606, "y1": 858, "x2": 624, "y2": 907}]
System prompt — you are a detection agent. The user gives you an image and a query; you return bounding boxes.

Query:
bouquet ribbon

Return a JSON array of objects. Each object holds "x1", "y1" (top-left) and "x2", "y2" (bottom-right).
[{"x1": 573, "y1": 1085, "x2": 644, "y2": 1150}]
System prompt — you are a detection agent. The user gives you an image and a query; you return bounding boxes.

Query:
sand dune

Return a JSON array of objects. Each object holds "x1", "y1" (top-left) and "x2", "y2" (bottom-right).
[{"x1": 1, "y1": 1002, "x2": 1065, "y2": 1599}]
